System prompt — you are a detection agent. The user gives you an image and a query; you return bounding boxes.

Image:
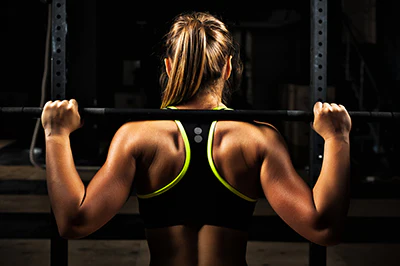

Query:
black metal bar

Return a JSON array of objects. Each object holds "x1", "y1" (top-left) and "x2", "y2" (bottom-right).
[
  {"x1": 51, "y1": 0, "x2": 67, "y2": 100},
  {"x1": 50, "y1": 208, "x2": 68, "y2": 266},
  {"x1": 310, "y1": 0, "x2": 328, "y2": 265},
  {"x1": 1, "y1": 107, "x2": 400, "y2": 122},
  {"x1": 51, "y1": 1, "x2": 68, "y2": 265}
]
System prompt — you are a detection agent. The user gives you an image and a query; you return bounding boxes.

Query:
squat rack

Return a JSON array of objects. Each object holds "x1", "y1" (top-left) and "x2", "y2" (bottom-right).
[
  {"x1": 9, "y1": 0, "x2": 336, "y2": 265},
  {"x1": 309, "y1": 0, "x2": 328, "y2": 265}
]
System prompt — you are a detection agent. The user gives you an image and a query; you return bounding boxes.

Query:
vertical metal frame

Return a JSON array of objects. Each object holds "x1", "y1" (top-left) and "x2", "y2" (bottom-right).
[
  {"x1": 50, "y1": 209, "x2": 68, "y2": 266},
  {"x1": 309, "y1": 0, "x2": 328, "y2": 265},
  {"x1": 45, "y1": 1, "x2": 330, "y2": 265},
  {"x1": 51, "y1": 0, "x2": 67, "y2": 100},
  {"x1": 50, "y1": 1, "x2": 68, "y2": 265}
]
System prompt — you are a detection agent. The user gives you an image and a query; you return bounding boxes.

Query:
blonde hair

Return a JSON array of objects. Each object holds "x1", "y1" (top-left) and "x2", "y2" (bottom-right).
[{"x1": 159, "y1": 11, "x2": 243, "y2": 109}]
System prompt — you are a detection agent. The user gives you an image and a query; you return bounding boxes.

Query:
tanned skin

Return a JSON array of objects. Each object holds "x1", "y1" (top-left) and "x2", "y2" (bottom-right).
[{"x1": 41, "y1": 92, "x2": 351, "y2": 266}]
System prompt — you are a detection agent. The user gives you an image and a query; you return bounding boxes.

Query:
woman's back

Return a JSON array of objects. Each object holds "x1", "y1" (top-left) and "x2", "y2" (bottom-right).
[
  {"x1": 39, "y1": 11, "x2": 351, "y2": 266},
  {"x1": 131, "y1": 118, "x2": 277, "y2": 266}
]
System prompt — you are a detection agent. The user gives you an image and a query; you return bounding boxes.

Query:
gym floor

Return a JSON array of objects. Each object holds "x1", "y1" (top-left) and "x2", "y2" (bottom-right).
[{"x1": 1, "y1": 141, "x2": 400, "y2": 266}]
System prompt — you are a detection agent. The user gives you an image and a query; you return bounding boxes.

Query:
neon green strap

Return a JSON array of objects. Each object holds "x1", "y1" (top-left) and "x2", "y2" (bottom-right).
[
  {"x1": 136, "y1": 119, "x2": 191, "y2": 199},
  {"x1": 138, "y1": 105, "x2": 254, "y2": 201},
  {"x1": 207, "y1": 121, "x2": 258, "y2": 202},
  {"x1": 213, "y1": 106, "x2": 233, "y2": 110}
]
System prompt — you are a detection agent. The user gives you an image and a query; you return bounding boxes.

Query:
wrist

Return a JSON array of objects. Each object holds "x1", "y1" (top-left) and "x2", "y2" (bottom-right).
[
  {"x1": 44, "y1": 130, "x2": 70, "y2": 140},
  {"x1": 324, "y1": 135, "x2": 350, "y2": 145}
]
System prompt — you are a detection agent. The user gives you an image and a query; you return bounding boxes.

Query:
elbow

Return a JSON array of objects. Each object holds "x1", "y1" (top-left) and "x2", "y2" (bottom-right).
[
  {"x1": 308, "y1": 215, "x2": 345, "y2": 246},
  {"x1": 58, "y1": 225, "x2": 86, "y2": 240},
  {"x1": 56, "y1": 209, "x2": 90, "y2": 239},
  {"x1": 311, "y1": 219, "x2": 345, "y2": 246},
  {"x1": 312, "y1": 228, "x2": 342, "y2": 246},
  {"x1": 56, "y1": 216, "x2": 88, "y2": 240}
]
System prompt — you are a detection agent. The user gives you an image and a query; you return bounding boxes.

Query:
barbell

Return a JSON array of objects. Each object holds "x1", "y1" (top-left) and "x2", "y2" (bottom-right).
[{"x1": 1, "y1": 107, "x2": 400, "y2": 122}]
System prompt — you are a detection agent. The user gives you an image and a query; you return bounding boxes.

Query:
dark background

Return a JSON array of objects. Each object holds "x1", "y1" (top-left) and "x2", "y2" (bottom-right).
[{"x1": 2, "y1": 0, "x2": 400, "y2": 193}]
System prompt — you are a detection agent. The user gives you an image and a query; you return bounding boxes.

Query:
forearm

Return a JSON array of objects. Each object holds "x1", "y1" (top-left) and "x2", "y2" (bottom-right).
[
  {"x1": 45, "y1": 134, "x2": 85, "y2": 231},
  {"x1": 312, "y1": 136, "x2": 351, "y2": 230}
]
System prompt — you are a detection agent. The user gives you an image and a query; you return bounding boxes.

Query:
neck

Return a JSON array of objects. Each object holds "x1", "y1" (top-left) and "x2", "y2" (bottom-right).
[{"x1": 176, "y1": 89, "x2": 226, "y2": 110}]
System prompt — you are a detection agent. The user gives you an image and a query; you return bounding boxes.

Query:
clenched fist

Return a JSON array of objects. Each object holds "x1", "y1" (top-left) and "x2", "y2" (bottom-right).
[
  {"x1": 41, "y1": 99, "x2": 82, "y2": 136},
  {"x1": 312, "y1": 102, "x2": 352, "y2": 141}
]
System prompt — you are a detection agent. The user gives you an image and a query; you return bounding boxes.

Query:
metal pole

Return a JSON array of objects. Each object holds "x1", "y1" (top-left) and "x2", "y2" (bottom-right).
[
  {"x1": 309, "y1": 0, "x2": 328, "y2": 265},
  {"x1": 51, "y1": 0, "x2": 67, "y2": 100},
  {"x1": 50, "y1": 0, "x2": 68, "y2": 265}
]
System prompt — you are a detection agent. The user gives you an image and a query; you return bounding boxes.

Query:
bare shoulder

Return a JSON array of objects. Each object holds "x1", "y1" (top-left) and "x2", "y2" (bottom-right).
[
  {"x1": 214, "y1": 120, "x2": 285, "y2": 156},
  {"x1": 216, "y1": 120, "x2": 281, "y2": 141},
  {"x1": 116, "y1": 120, "x2": 178, "y2": 135},
  {"x1": 111, "y1": 120, "x2": 179, "y2": 150},
  {"x1": 252, "y1": 121, "x2": 288, "y2": 151}
]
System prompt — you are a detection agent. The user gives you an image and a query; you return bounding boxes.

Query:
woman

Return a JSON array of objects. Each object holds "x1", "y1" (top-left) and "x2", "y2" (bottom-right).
[{"x1": 41, "y1": 11, "x2": 351, "y2": 266}]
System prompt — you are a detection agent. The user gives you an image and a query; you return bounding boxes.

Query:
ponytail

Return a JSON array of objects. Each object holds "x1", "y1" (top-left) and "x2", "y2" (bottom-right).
[
  {"x1": 159, "y1": 12, "x2": 242, "y2": 109},
  {"x1": 161, "y1": 20, "x2": 207, "y2": 108}
]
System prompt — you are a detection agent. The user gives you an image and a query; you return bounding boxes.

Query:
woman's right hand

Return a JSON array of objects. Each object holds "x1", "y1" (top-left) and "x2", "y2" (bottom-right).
[
  {"x1": 41, "y1": 99, "x2": 82, "y2": 137},
  {"x1": 312, "y1": 102, "x2": 352, "y2": 141}
]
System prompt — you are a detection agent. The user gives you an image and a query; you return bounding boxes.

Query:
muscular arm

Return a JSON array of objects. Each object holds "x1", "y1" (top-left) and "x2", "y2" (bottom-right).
[
  {"x1": 313, "y1": 136, "x2": 350, "y2": 235},
  {"x1": 260, "y1": 103, "x2": 351, "y2": 246},
  {"x1": 45, "y1": 134, "x2": 85, "y2": 236},
  {"x1": 43, "y1": 100, "x2": 137, "y2": 239},
  {"x1": 46, "y1": 124, "x2": 136, "y2": 239}
]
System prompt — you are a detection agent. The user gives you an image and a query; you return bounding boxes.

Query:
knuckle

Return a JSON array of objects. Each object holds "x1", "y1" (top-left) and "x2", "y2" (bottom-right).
[
  {"x1": 43, "y1": 101, "x2": 52, "y2": 109},
  {"x1": 320, "y1": 108, "x2": 330, "y2": 115},
  {"x1": 58, "y1": 100, "x2": 68, "y2": 108}
]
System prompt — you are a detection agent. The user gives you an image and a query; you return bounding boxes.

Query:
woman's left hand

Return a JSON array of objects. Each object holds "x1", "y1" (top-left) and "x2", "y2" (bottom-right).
[{"x1": 41, "y1": 99, "x2": 83, "y2": 136}]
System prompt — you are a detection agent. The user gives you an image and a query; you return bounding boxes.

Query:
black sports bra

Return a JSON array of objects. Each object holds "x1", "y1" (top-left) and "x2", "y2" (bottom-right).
[{"x1": 137, "y1": 107, "x2": 257, "y2": 231}]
